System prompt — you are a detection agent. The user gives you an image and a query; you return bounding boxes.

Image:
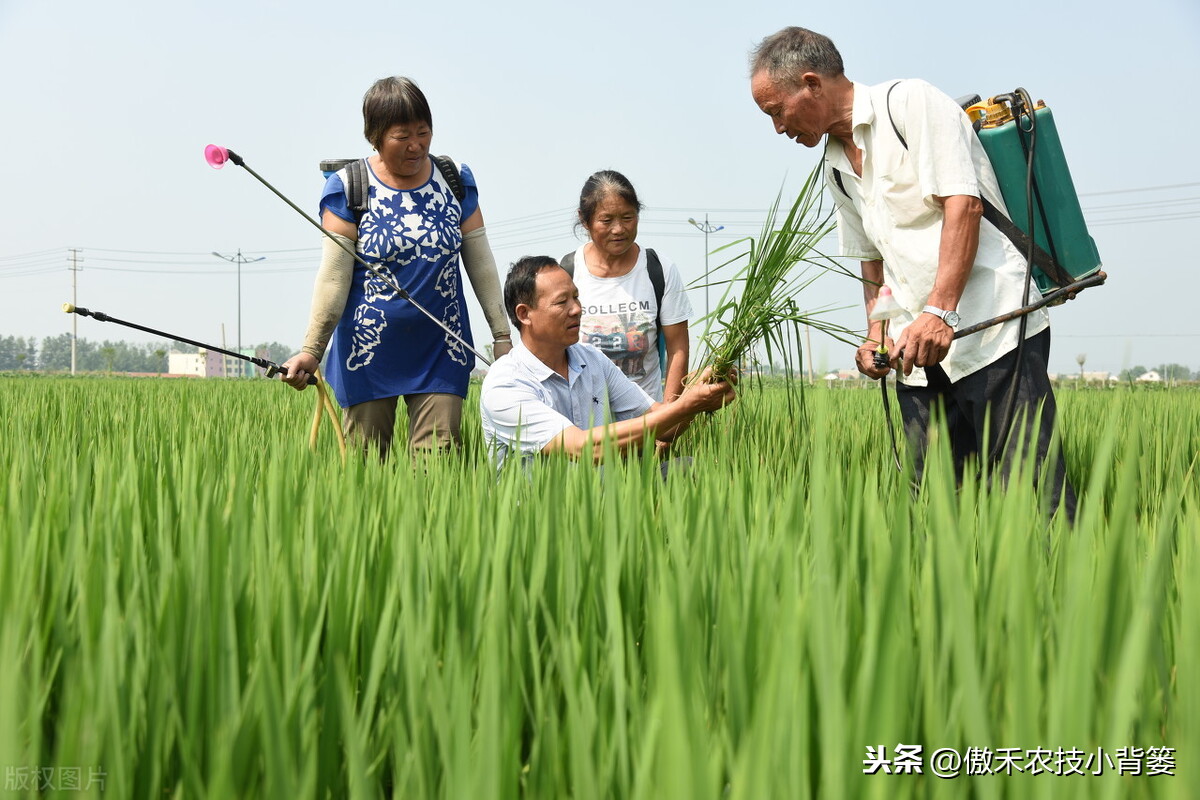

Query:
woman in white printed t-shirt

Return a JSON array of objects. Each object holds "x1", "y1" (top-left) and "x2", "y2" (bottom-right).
[{"x1": 561, "y1": 171, "x2": 693, "y2": 402}]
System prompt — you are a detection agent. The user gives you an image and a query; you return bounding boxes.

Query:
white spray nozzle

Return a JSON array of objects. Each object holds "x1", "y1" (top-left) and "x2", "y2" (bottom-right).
[{"x1": 868, "y1": 285, "x2": 903, "y2": 321}]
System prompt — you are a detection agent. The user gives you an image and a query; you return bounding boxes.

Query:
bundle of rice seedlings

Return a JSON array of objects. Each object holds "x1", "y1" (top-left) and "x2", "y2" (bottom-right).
[{"x1": 696, "y1": 165, "x2": 858, "y2": 384}]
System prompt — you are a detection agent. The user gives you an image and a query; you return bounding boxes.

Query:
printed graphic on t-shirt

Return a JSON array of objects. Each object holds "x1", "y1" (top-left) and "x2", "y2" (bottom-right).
[{"x1": 580, "y1": 301, "x2": 654, "y2": 380}]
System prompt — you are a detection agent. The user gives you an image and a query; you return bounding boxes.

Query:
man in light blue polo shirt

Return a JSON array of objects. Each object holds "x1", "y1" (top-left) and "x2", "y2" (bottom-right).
[{"x1": 481, "y1": 256, "x2": 736, "y2": 470}]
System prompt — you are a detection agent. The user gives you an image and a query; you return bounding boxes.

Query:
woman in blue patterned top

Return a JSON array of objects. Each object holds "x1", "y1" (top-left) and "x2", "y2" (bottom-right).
[{"x1": 282, "y1": 77, "x2": 512, "y2": 458}]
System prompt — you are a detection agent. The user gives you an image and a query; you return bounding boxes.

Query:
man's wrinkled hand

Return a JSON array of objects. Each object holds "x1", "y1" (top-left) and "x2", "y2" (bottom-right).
[
  {"x1": 893, "y1": 313, "x2": 953, "y2": 376},
  {"x1": 681, "y1": 366, "x2": 737, "y2": 413},
  {"x1": 856, "y1": 337, "x2": 894, "y2": 379}
]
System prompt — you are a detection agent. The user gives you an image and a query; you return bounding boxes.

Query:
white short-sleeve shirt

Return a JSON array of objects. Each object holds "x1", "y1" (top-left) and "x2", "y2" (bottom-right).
[
  {"x1": 824, "y1": 79, "x2": 1048, "y2": 386},
  {"x1": 480, "y1": 340, "x2": 655, "y2": 470},
  {"x1": 572, "y1": 245, "x2": 693, "y2": 400}
]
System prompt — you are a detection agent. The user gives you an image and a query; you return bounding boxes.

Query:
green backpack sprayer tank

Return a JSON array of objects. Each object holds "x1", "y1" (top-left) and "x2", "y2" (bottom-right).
[{"x1": 966, "y1": 92, "x2": 1103, "y2": 296}]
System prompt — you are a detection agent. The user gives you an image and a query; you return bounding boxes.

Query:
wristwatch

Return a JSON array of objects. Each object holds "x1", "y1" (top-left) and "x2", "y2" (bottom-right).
[{"x1": 922, "y1": 305, "x2": 960, "y2": 328}]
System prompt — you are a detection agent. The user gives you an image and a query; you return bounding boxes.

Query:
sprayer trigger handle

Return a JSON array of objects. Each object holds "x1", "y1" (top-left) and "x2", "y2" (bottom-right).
[{"x1": 270, "y1": 371, "x2": 318, "y2": 386}]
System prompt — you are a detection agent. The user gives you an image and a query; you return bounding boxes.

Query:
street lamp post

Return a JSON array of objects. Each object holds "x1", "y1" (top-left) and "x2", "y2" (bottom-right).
[
  {"x1": 212, "y1": 248, "x2": 265, "y2": 376},
  {"x1": 686, "y1": 215, "x2": 724, "y2": 320}
]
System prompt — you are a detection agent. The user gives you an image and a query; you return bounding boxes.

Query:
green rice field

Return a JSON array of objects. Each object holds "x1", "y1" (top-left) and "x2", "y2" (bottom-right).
[{"x1": 1, "y1": 374, "x2": 1196, "y2": 799}]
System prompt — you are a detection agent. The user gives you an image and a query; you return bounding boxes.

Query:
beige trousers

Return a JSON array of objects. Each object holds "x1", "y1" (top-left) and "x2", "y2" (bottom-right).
[{"x1": 343, "y1": 393, "x2": 463, "y2": 459}]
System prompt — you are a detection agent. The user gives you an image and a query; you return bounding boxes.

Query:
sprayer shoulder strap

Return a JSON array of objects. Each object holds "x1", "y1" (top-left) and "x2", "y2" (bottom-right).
[
  {"x1": 560, "y1": 249, "x2": 665, "y2": 327},
  {"x1": 344, "y1": 156, "x2": 465, "y2": 217},
  {"x1": 977, "y1": 198, "x2": 1076, "y2": 287},
  {"x1": 877, "y1": 82, "x2": 1075, "y2": 289},
  {"x1": 430, "y1": 155, "x2": 465, "y2": 203}
]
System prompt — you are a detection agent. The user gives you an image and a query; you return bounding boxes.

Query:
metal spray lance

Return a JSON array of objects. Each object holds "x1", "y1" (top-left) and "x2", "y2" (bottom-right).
[{"x1": 203, "y1": 145, "x2": 492, "y2": 366}]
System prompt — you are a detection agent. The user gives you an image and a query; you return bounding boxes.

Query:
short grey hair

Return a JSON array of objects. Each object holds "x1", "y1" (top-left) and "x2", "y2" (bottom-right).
[{"x1": 750, "y1": 27, "x2": 845, "y2": 86}]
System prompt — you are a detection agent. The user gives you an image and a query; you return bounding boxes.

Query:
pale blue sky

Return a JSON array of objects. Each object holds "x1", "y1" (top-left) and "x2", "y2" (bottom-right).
[{"x1": 2, "y1": 0, "x2": 1197, "y2": 375}]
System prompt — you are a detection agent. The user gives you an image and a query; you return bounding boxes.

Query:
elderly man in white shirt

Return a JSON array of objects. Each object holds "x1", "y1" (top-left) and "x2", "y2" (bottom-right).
[
  {"x1": 749, "y1": 26, "x2": 1075, "y2": 517},
  {"x1": 481, "y1": 256, "x2": 735, "y2": 471}
]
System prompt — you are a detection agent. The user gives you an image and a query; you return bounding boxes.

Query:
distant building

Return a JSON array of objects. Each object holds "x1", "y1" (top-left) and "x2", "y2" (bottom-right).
[
  {"x1": 168, "y1": 352, "x2": 207, "y2": 377},
  {"x1": 823, "y1": 369, "x2": 867, "y2": 386},
  {"x1": 1052, "y1": 371, "x2": 1114, "y2": 383},
  {"x1": 1136, "y1": 370, "x2": 1163, "y2": 383},
  {"x1": 167, "y1": 348, "x2": 267, "y2": 378}
]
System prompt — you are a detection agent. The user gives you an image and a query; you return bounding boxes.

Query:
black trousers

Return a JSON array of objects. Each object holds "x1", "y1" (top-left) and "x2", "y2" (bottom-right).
[{"x1": 895, "y1": 329, "x2": 1077, "y2": 519}]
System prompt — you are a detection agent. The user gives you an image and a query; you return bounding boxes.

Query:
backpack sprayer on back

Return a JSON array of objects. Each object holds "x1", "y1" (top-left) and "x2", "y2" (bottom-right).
[
  {"x1": 872, "y1": 86, "x2": 1107, "y2": 474},
  {"x1": 966, "y1": 89, "x2": 1104, "y2": 297}
]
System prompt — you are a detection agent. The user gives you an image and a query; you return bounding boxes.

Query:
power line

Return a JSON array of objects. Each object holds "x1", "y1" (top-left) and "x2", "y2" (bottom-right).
[
  {"x1": 0, "y1": 247, "x2": 64, "y2": 262},
  {"x1": 1078, "y1": 181, "x2": 1200, "y2": 197},
  {"x1": 1056, "y1": 333, "x2": 1200, "y2": 339},
  {"x1": 1082, "y1": 196, "x2": 1200, "y2": 213},
  {"x1": 6, "y1": 181, "x2": 1195, "y2": 279},
  {"x1": 0, "y1": 266, "x2": 62, "y2": 279},
  {"x1": 1087, "y1": 211, "x2": 1200, "y2": 227}
]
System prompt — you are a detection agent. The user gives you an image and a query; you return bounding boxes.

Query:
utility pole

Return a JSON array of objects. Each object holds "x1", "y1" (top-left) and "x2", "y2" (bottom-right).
[
  {"x1": 212, "y1": 248, "x2": 265, "y2": 376},
  {"x1": 686, "y1": 216, "x2": 724, "y2": 320},
  {"x1": 68, "y1": 248, "x2": 83, "y2": 375}
]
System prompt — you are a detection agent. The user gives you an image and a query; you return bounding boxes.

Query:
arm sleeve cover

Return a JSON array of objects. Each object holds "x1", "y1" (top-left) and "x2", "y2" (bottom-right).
[
  {"x1": 460, "y1": 226, "x2": 511, "y2": 340},
  {"x1": 300, "y1": 232, "x2": 356, "y2": 360}
]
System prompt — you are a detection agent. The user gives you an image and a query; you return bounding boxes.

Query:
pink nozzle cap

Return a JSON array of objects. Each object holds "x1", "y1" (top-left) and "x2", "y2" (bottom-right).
[
  {"x1": 205, "y1": 144, "x2": 229, "y2": 169},
  {"x1": 868, "y1": 285, "x2": 903, "y2": 322}
]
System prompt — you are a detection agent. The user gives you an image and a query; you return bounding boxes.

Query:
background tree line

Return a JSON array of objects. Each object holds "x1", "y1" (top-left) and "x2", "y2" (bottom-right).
[
  {"x1": 0, "y1": 335, "x2": 295, "y2": 373},
  {"x1": 3, "y1": 334, "x2": 1199, "y2": 381}
]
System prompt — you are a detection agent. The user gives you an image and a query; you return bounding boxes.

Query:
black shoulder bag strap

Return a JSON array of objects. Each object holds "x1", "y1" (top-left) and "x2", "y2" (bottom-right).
[{"x1": 644, "y1": 249, "x2": 666, "y2": 330}]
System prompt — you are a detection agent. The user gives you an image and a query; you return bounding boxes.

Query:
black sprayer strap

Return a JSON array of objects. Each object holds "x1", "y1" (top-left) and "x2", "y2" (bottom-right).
[
  {"x1": 979, "y1": 198, "x2": 1076, "y2": 289},
  {"x1": 886, "y1": 81, "x2": 908, "y2": 149},
  {"x1": 431, "y1": 155, "x2": 465, "y2": 202},
  {"x1": 831, "y1": 168, "x2": 849, "y2": 198},
  {"x1": 338, "y1": 156, "x2": 465, "y2": 220},
  {"x1": 346, "y1": 159, "x2": 368, "y2": 216}
]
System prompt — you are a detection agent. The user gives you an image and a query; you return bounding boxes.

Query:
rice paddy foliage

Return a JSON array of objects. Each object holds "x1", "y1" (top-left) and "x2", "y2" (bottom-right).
[{"x1": 1, "y1": 375, "x2": 1196, "y2": 799}]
